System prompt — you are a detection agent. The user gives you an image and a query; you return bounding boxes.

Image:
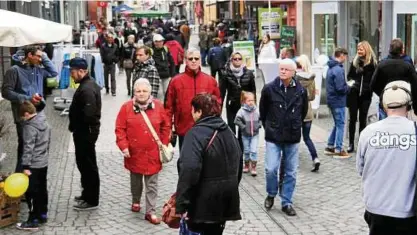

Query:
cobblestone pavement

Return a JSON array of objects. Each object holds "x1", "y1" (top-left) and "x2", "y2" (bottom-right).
[{"x1": 0, "y1": 34, "x2": 368, "y2": 234}]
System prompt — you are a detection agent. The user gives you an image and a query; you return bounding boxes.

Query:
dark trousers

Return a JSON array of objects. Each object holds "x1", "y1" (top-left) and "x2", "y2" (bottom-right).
[
  {"x1": 178, "y1": 135, "x2": 185, "y2": 152},
  {"x1": 15, "y1": 123, "x2": 24, "y2": 172},
  {"x1": 348, "y1": 92, "x2": 371, "y2": 145},
  {"x1": 226, "y1": 102, "x2": 243, "y2": 150},
  {"x1": 188, "y1": 222, "x2": 226, "y2": 235},
  {"x1": 125, "y1": 68, "x2": 133, "y2": 95},
  {"x1": 302, "y1": 121, "x2": 318, "y2": 160},
  {"x1": 25, "y1": 167, "x2": 48, "y2": 221},
  {"x1": 73, "y1": 131, "x2": 100, "y2": 206},
  {"x1": 200, "y1": 48, "x2": 208, "y2": 66},
  {"x1": 364, "y1": 211, "x2": 417, "y2": 235},
  {"x1": 210, "y1": 68, "x2": 221, "y2": 79},
  {"x1": 175, "y1": 65, "x2": 181, "y2": 74},
  {"x1": 104, "y1": 63, "x2": 116, "y2": 94}
]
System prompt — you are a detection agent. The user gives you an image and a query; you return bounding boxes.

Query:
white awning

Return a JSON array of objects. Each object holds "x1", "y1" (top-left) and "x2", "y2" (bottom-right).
[{"x1": 0, "y1": 9, "x2": 73, "y2": 47}]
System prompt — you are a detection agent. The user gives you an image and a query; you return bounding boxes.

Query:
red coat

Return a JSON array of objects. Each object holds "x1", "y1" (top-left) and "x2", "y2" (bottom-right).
[
  {"x1": 165, "y1": 40, "x2": 184, "y2": 66},
  {"x1": 165, "y1": 66, "x2": 221, "y2": 136},
  {"x1": 115, "y1": 99, "x2": 171, "y2": 175}
]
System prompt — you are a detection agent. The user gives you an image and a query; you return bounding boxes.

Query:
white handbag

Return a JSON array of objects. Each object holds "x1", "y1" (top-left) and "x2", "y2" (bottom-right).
[{"x1": 140, "y1": 110, "x2": 174, "y2": 163}]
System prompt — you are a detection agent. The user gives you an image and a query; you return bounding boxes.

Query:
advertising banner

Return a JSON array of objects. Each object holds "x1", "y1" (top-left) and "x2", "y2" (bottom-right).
[
  {"x1": 233, "y1": 41, "x2": 256, "y2": 73},
  {"x1": 258, "y1": 8, "x2": 283, "y2": 39}
]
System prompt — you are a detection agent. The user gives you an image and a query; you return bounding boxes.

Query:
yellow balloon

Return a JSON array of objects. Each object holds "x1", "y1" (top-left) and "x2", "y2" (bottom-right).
[{"x1": 4, "y1": 173, "x2": 29, "y2": 198}]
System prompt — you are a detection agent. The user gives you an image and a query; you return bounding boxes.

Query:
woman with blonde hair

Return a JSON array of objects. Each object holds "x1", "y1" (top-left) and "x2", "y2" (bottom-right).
[
  {"x1": 295, "y1": 55, "x2": 320, "y2": 172},
  {"x1": 346, "y1": 41, "x2": 377, "y2": 153}
]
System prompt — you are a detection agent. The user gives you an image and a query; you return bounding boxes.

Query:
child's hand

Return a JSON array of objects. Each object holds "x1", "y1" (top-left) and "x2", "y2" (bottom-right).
[{"x1": 23, "y1": 169, "x2": 31, "y2": 176}]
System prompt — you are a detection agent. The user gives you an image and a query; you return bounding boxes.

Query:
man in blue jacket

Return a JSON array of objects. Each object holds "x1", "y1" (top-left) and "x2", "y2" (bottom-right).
[
  {"x1": 325, "y1": 48, "x2": 350, "y2": 158},
  {"x1": 259, "y1": 59, "x2": 308, "y2": 216},
  {"x1": 1, "y1": 45, "x2": 58, "y2": 172}
]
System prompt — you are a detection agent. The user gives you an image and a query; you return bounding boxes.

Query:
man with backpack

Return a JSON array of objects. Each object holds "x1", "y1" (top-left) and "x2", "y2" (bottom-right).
[{"x1": 152, "y1": 34, "x2": 175, "y2": 99}]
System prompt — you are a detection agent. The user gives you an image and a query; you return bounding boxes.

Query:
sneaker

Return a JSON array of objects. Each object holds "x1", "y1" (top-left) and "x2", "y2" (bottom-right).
[
  {"x1": 282, "y1": 205, "x2": 297, "y2": 216},
  {"x1": 38, "y1": 214, "x2": 48, "y2": 224},
  {"x1": 264, "y1": 196, "x2": 274, "y2": 210},
  {"x1": 73, "y1": 201, "x2": 98, "y2": 211},
  {"x1": 347, "y1": 144, "x2": 354, "y2": 153},
  {"x1": 74, "y1": 195, "x2": 83, "y2": 202},
  {"x1": 145, "y1": 213, "x2": 161, "y2": 225},
  {"x1": 250, "y1": 161, "x2": 257, "y2": 177},
  {"x1": 243, "y1": 161, "x2": 250, "y2": 173},
  {"x1": 332, "y1": 150, "x2": 351, "y2": 159},
  {"x1": 131, "y1": 203, "x2": 141, "y2": 212},
  {"x1": 311, "y1": 158, "x2": 320, "y2": 172},
  {"x1": 324, "y1": 147, "x2": 335, "y2": 155},
  {"x1": 112, "y1": 93, "x2": 116, "y2": 97},
  {"x1": 16, "y1": 220, "x2": 39, "y2": 231}
]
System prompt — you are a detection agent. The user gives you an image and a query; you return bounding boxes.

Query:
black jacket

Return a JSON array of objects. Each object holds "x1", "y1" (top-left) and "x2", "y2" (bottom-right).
[
  {"x1": 220, "y1": 64, "x2": 256, "y2": 108},
  {"x1": 207, "y1": 46, "x2": 227, "y2": 71},
  {"x1": 152, "y1": 46, "x2": 175, "y2": 79},
  {"x1": 260, "y1": 78, "x2": 308, "y2": 144},
  {"x1": 68, "y1": 76, "x2": 101, "y2": 135},
  {"x1": 99, "y1": 43, "x2": 119, "y2": 65},
  {"x1": 347, "y1": 59, "x2": 376, "y2": 100},
  {"x1": 122, "y1": 43, "x2": 136, "y2": 61},
  {"x1": 176, "y1": 116, "x2": 242, "y2": 223},
  {"x1": 370, "y1": 55, "x2": 417, "y2": 113}
]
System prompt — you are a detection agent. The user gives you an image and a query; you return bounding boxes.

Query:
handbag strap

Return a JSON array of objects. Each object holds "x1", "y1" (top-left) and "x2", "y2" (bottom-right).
[
  {"x1": 140, "y1": 110, "x2": 162, "y2": 146},
  {"x1": 205, "y1": 130, "x2": 218, "y2": 151}
]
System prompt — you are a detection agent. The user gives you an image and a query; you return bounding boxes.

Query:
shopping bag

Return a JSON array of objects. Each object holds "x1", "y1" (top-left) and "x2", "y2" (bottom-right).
[{"x1": 179, "y1": 218, "x2": 200, "y2": 235}]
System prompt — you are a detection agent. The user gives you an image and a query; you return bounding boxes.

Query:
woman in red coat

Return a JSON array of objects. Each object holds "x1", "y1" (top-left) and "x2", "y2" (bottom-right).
[
  {"x1": 115, "y1": 78, "x2": 171, "y2": 225},
  {"x1": 164, "y1": 34, "x2": 184, "y2": 74}
]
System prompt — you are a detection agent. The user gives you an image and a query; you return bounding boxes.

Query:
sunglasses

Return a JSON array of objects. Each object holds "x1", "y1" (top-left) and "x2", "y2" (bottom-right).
[
  {"x1": 187, "y1": 57, "x2": 200, "y2": 61},
  {"x1": 233, "y1": 58, "x2": 243, "y2": 61}
]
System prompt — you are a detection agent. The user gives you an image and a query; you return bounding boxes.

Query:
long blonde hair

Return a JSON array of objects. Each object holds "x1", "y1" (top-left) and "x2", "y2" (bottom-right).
[
  {"x1": 353, "y1": 41, "x2": 377, "y2": 68},
  {"x1": 296, "y1": 54, "x2": 312, "y2": 73}
]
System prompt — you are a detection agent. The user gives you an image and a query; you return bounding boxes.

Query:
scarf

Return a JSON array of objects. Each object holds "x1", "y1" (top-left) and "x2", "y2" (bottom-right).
[
  {"x1": 133, "y1": 96, "x2": 154, "y2": 112},
  {"x1": 230, "y1": 63, "x2": 244, "y2": 78}
]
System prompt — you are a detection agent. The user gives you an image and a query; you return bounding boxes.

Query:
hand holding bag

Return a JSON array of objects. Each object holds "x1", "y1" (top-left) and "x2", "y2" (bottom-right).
[
  {"x1": 140, "y1": 110, "x2": 174, "y2": 164},
  {"x1": 123, "y1": 47, "x2": 135, "y2": 69}
]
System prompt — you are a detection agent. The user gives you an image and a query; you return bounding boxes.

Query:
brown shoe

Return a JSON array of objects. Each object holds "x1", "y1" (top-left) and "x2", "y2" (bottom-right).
[
  {"x1": 250, "y1": 161, "x2": 257, "y2": 177},
  {"x1": 145, "y1": 213, "x2": 161, "y2": 225},
  {"x1": 332, "y1": 150, "x2": 351, "y2": 159},
  {"x1": 243, "y1": 160, "x2": 250, "y2": 173},
  {"x1": 324, "y1": 147, "x2": 335, "y2": 155}
]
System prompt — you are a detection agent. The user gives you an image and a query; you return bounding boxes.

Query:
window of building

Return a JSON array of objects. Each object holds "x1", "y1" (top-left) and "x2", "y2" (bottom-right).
[
  {"x1": 397, "y1": 14, "x2": 417, "y2": 64},
  {"x1": 313, "y1": 14, "x2": 338, "y2": 57}
]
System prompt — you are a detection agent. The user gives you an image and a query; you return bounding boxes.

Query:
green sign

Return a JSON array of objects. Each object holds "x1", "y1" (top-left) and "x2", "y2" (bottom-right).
[
  {"x1": 280, "y1": 25, "x2": 296, "y2": 49},
  {"x1": 233, "y1": 41, "x2": 256, "y2": 72},
  {"x1": 258, "y1": 8, "x2": 283, "y2": 40}
]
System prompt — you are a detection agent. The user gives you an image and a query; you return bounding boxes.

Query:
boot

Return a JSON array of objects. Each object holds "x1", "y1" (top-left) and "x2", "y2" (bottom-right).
[
  {"x1": 250, "y1": 161, "x2": 257, "y2": 177},
  {"x1": 243, "y1": 160, "x2": 250, "y2": 173},
  {"x1": 347, "y1": 144, "x2": 354, "y2": 153}
]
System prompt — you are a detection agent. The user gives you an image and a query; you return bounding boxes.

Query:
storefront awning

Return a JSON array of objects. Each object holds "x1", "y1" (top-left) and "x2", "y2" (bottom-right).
[
  {"x1": 0, "y1": 9, "x2": 72, "y2": 47},
  {"x1": 123, "y1": 10, "x2": 171, "y2": 18}
]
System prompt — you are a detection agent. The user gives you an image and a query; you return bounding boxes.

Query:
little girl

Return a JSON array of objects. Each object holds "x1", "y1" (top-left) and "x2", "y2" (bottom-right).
[{"x1": 234, "y1": 92, "x2": 261, "y2": 176}]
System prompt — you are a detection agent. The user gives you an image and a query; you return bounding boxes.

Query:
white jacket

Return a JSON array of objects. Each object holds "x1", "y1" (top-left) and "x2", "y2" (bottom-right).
[{"x1": 258, "y1": 41, "x2": 277, "y2": 61}]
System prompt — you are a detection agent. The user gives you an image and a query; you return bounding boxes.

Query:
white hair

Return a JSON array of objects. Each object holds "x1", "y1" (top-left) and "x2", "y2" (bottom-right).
[
  {"x1": 279, "y1": 58, "x2": 297, "y2": 71},
  {"x1": 186, "y1": 48, "x2": 200, "y2": 58},
  {"x1": 133, "y1": 78, "x2": 152, "y2": 92}
]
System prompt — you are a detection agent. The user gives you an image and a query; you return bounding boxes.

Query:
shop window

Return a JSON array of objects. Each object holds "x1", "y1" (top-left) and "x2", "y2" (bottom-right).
[
  {"x1": 397, "y1": 14, "x2": 417, "y2": 65},
  {"x1": 313, "y1": 14, "x2": 337, "y2": 57}
]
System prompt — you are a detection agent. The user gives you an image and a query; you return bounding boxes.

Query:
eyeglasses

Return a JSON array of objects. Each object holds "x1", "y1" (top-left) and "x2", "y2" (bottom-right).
[
  {"x1": 187, "y1": 57, "x2": 200, "y2": 61},
  {"x1": 233, "y1": 58, "x2": 243, "y2": 61},
  {"x1": 136, "y1": 54, "x2": 145, "y2": 57}
]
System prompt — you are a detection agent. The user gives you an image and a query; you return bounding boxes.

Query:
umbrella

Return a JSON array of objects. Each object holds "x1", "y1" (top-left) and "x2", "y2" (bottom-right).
[
  {"x1": 123, "y1": 10, "x2": 171, "y2": 18},
  {"x1": 114, "y1": 4, "x2": 134, "y2": 12}
]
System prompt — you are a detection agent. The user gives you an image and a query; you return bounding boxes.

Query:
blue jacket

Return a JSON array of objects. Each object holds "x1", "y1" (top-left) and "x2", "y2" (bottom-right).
[
  {"x1": 1, "y1": 50, "x2": 58, "y2": 122},
  {"x1": 383, "y1": 54, "x2": 414, "y2": 66},
  {"x1": 326, "y1": 57, "x2": 348, "y2": 108},
  {"x1": 207, "y1": 46, "x2": 228, "y2": 71},
  {"x1": 259, "y1": 78, "x2": 308, "y2": 144}
]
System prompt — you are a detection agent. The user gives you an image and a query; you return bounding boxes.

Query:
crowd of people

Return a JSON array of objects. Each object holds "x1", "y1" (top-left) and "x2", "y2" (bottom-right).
[{"x1": 1, "y1": 15, "x2": 417, "y2": 234}]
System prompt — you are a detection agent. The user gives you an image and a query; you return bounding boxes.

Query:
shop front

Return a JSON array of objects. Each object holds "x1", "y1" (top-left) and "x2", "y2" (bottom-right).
[{"x1": 393, "y1": 1, "x2": 417, "y2": 66}]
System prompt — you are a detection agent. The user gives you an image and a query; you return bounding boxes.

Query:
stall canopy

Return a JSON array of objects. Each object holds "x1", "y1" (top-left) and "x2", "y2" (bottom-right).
[
  {"x1": 0, "y1": 9, "x2": 73, "y2": 47},
  {"x1": 114, "y1": 4, "x2": 134, "y2": 12},
  {"x1": 123, "y1": 10, "x2": 171, "y2": 18}
]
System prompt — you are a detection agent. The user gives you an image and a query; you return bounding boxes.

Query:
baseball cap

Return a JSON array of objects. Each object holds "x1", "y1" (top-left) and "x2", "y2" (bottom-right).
[
  {"x1": 153, "y1": 34, "x2": 165, "y2": 42},
  {"x1": 69, "y1": 58, "x2": 88, "y2": 70},
  {"x1": 382, "y1": 81, "x2": 411, "y2": 109}
]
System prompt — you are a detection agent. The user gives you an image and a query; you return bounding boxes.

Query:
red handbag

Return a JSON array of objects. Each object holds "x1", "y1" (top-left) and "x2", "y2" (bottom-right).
[{"x1": 162, "y1": 193, "x2": 181, "y2": 228}]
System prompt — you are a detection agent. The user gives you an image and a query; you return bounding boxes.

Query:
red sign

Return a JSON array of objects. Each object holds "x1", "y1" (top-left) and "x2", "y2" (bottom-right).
[{"x1": 97, "y1": 1, "x2": 108, "y2": 8}]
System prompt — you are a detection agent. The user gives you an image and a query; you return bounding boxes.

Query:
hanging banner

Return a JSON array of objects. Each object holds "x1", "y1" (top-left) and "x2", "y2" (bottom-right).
[
  {"x1": 233, "y1": 41, "x2": 256, "y2": 73},
  {"x1": 258, "y1": 8, "x2": 283, "y2": 40}
]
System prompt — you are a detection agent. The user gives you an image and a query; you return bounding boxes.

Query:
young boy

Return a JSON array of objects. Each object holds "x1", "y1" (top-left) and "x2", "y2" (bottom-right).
[{"x1": 16, "y1": 101, "x2": 51, "y2": 231}]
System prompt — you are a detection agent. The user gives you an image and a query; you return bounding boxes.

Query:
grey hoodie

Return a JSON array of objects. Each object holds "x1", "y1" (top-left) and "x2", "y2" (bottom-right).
[
  {"x1": 234, "y1": 104, "x2": 261, "y2": 137},
  {"x1": 356, "y1": 116, "x2": 416, "y2": 218},
  {"x1": 21, "y1": 114, "x2": 51, "y2": 169}
]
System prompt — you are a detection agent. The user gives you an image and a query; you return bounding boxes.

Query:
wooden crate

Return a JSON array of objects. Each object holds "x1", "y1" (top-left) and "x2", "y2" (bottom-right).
[
  {"x1": 0, "y1": 203, "x2": 19, "y2": 228},
  {"x1": 0, "y1": 190, "x2": 21, "y2": 209}
]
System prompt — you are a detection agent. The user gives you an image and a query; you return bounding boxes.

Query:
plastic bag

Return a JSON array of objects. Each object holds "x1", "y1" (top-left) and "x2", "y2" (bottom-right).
[{"x1": 179, "y1": 218, "x2": 200, "y2": 235}]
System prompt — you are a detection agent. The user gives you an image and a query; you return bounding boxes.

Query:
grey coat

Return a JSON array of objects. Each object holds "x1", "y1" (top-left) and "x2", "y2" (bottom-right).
[
  {"x1": 234, "y1": 105, "x2": 261, "y2": 137},
  {"x1": 21, "y1": 114, "x2": 51, "y2": 169}
]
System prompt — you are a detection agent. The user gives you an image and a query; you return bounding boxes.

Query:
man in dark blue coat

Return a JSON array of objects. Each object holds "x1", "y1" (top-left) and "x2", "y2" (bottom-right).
[
  {"x1": 325, "y1": 48, "x2": 350, "y2": 158},
  {"x1": 259, "y1": 59, "x2": 308, "y2": 216}
]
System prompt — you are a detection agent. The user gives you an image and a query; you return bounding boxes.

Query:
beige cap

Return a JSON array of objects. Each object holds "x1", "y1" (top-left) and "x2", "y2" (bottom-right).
[
  {"x1": 382, "y1": 81, "x2": 411, "y2": 109},
  {"x1": 153, "y1": 34, "x2": 165, "y2": 42}
]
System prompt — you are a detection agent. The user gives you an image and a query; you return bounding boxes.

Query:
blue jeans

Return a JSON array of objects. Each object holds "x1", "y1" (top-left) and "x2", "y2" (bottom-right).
[
  {"x1": 242, "y1": 135, "x2": 259, "y2": 161},
  {"x1": 378, "y1": 105, "x2": 387, "y2": 120},
  {"x1": 328, "y1": 107, "x2": 346, "y2": 152},
  {"x1": 200, "y1": 48, "x2": 208, "y2": 65},
  {"x1": 302, "y1": 121, "x2": 318, "y2": 160},
  {"x1": 265, "y1": 141, "x2": 299, "y2": 206}
]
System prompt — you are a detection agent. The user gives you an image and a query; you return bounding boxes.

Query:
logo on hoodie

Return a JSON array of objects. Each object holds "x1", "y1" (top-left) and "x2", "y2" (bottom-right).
[{"x1": 369, "y1": 131, "x2": 417, "y2": 150}]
